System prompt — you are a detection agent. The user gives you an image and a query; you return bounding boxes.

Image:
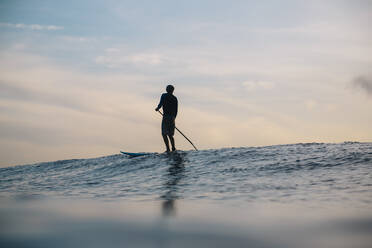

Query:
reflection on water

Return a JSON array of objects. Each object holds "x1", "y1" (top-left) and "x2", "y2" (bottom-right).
[
  {"x1": 1, "y1": 194, "x2": 372, "y2": 247},
  {"x1": 157, "y1": 153, "x2": 186, "y2": 248},
  {"x1": 161, "y1": 152, "x2": 185, "y2": 217}
]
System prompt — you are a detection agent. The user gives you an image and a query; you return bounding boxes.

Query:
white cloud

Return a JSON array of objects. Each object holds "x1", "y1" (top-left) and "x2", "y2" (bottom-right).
[
  {"x1": 105, "y1": 48, "x2": 120, "y2": 53},
  {"x1": 61, "y1": 36, "x2": 91, "y2": 42},
  {"x1": 0, "y1": 22, "x2": 64, "y2": 31},
  {"x1": 304, "y1": 99, "x2": 318, "y2": 111},
  {"x1": 95, "y1": 52, "x2": 166, "y2": 68},
  {"x1": 12, "y1": 43, "x2": 27, "y2": 50},
  {"x1": 130, "y1": 53, "x2": 164, "y2": 65},
  {"x1": 242, "y1": 81, "x2": 274, "y2": 91}
]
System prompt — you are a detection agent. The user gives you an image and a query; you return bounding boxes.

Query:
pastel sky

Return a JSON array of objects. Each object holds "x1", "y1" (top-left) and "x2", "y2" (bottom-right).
[{"x1": 0, "y1": 0, "x2": 371, "y2": 167}]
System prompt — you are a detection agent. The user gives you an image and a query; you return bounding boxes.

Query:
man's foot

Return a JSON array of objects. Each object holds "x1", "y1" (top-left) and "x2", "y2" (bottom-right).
[
  {"x1": 165, "y1": 149, "x2": 171, "y2": 153},
  {"x1": 172, "y1": 147, "x2": 176, "y2": 152}
]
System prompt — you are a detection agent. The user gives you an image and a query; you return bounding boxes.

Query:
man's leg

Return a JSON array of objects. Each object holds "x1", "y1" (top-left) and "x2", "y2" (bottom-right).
[
  {"x1": 169, "y1": 135, "x2": 176, "y2": 151},
  {"x1": 162, "y1": 134, "x2": 170, "y2": 152}
]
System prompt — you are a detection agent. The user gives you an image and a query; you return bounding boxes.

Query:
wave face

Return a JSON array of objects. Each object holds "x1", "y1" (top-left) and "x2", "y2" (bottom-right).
[{"x1": 1, "y1": 142, "x2": 371, "y2": 206}]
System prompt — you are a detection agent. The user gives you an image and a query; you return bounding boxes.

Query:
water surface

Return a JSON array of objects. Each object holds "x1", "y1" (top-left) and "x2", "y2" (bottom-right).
[{"x1": 1, "y1": 142, "x2": 371, "y2": 247}]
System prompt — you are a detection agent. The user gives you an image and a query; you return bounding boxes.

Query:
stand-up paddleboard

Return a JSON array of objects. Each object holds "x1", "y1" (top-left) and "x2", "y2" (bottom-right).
[{"x1": 120, "y1": 151, "x2": 151, "y2": 157}]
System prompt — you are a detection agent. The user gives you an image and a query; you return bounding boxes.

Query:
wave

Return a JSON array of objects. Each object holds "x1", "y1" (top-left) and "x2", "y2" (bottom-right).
[{"x1": 0, "y1": 142, "x2": 371, "y2": 204}]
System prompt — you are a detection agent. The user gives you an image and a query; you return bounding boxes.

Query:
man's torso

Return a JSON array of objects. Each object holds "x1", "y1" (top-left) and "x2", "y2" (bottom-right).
[{"x1": 161, "y1": 93, "x2": 177, "y2": 117}]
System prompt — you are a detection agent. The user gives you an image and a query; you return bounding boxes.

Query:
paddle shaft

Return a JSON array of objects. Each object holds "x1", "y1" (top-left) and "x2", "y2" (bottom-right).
[{"x1": 157, "y1": 110, "x2": 198, "y2": 151}]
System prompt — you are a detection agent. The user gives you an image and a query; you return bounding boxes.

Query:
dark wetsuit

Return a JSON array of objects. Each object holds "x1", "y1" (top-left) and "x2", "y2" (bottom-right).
[{"x1": 157, "y1": 93, "x2": 178, "y2": 136}]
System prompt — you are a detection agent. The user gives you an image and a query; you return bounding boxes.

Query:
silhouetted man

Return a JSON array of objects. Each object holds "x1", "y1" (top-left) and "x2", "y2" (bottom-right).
[{"x1": 155, "y1": 85, "x2": 178, "y2": 152}]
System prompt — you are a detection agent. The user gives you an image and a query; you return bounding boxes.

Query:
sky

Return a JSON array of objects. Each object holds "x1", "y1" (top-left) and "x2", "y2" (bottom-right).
[{"x1": 0, "y1": 0, "x2": 371, "y2": 167}]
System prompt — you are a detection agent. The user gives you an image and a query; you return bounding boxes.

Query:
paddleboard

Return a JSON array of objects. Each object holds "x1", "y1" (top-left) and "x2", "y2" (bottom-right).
[{"x1": 120, "y1": 151, "x2": 151, "y2": 157}]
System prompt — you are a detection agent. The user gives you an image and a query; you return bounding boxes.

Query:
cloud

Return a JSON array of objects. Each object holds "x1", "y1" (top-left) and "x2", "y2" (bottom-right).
[
  {"x1": 61, "y1": 36, "x2": 92, "y2": 42},
  {"x1": 351, "y1": 76, "x2": 372, "y2": 96},
  {"x1": 242, "y1": 81, "x2": 274, "y2": 91},
  {"x1": 105, "y1": 48, "x2": 120, "y2": 53},
  {"x1": 304, "y1": 99, "x2": 318, "y2": 111},
  {"x1": 0, "y1": 80, "x2": 93, "y2": 113},
  {"x1": 0, "y1": 22, "x2": 64, "y2": 31},
  {"x1": 95, "y1": 52, "x2": 166, "y2": 68}
]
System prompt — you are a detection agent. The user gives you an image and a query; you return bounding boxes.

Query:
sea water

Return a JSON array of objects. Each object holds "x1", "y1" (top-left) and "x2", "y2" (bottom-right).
[{"x1": 0, "y1": 142, "x2": 371, "y2": 247}]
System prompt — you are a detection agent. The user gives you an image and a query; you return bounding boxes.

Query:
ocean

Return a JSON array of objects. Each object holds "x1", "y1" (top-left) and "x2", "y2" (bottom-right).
[{"x1": 1, "y1": 142, "x2": 371, "y2": 247}]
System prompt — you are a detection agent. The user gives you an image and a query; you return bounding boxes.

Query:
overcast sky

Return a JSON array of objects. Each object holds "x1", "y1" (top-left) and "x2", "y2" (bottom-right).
[{"x1": 0, "y1": 0, "x2": 371, "y2": 167}]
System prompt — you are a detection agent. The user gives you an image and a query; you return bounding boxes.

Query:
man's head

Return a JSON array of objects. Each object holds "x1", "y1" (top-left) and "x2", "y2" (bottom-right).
[{"x1": 166, "y1": 85, "x2": 174, "y2": 94}]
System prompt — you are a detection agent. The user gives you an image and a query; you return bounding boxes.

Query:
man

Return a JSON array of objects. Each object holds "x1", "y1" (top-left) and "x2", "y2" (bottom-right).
[{"x1": 155, "y1": 85, "x2": 178, "y2": 152}]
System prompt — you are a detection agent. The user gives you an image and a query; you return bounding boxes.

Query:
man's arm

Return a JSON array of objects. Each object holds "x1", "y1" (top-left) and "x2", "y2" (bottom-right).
[
  {"x1": 175, "y1": 98, "x2": 178, "y2": 118},
  {"x1": 155, "y1": 94, "x2": 165, "y2": 111}
]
